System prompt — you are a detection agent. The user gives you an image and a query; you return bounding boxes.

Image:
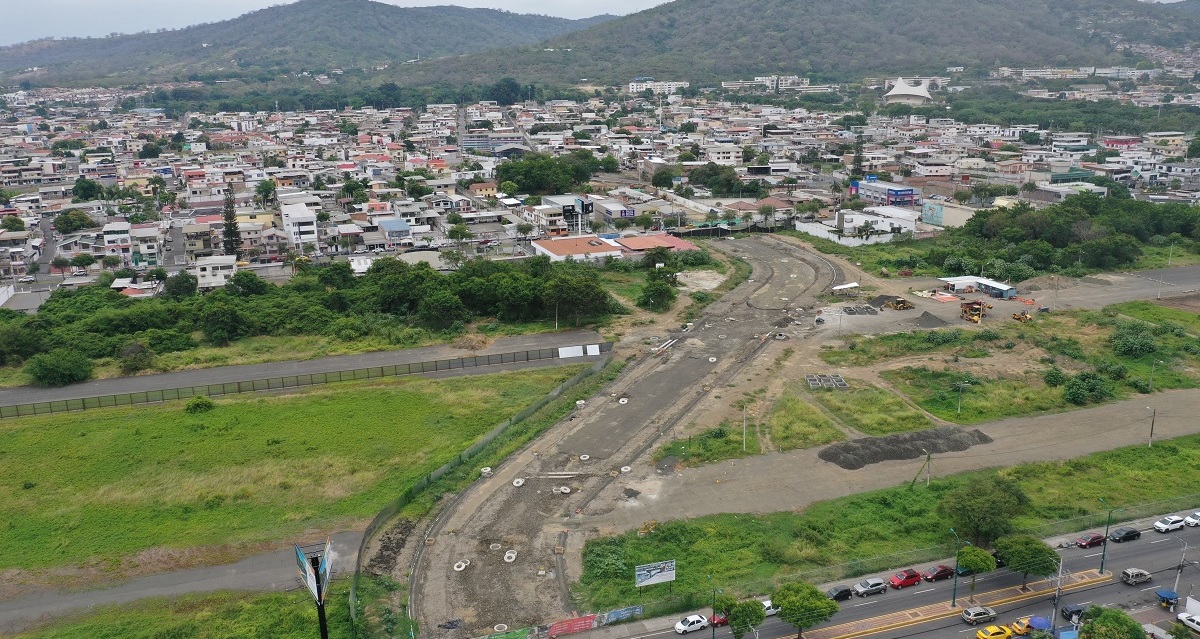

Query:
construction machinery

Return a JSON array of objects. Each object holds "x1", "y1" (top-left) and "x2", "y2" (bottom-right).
[
  {"x1": 885, "y1": 298, "x2": 914, "y2": 310},
  {"x1": 1012, "y1": 311, "x2": 1033, "y2": 323},
  {"x1": 960, "y1": 300, "x2": 992, "y2": 323}
]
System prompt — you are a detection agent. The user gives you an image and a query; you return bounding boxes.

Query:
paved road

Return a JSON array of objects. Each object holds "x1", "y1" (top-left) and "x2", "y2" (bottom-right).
[
  {"x1": 0, "y1": 330, "x2": 604, "y2": 406},
  {"x1": 0, "y1": 532, "x2": 362, "y2": 633}
]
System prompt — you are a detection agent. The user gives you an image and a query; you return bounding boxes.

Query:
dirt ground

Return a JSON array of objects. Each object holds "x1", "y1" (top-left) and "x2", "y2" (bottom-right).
[{"x1": 1156, "y1": 291, "x2": 1200, "y2": 312}]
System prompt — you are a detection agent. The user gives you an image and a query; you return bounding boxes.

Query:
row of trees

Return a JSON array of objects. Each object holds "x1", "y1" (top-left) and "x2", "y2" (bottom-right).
[
  {"x1": 7, "y1": 255, "x2": 620, "y2": 386},
  {"x1": 496, "y1": 150, "x2": 619, "y2": 195}
]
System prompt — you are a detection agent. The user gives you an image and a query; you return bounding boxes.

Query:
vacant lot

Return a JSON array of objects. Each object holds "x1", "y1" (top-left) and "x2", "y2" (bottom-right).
[
  {"x1": 766, "y1": 390, "x2": 845, "y2": 450},
  {"x1": 0, "y1": 365, "x2": 585, "y2": 570},
  {"x1": 882, "y1": 367, "x2": 1064, "y2": 424},
  {"x1": 808, "y1": 383, "x2": 932, "y2": 435}
]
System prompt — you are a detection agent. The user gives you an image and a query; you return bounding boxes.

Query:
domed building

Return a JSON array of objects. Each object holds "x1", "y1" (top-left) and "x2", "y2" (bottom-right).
[{"x1": 884, "y1": 78, "x2": 932, "y2": 106}]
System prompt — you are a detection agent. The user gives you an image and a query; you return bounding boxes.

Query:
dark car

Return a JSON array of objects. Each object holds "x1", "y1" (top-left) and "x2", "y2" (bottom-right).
[
  {"x1": 958, "y1": 551, "x2": 1005, "y2": 577},
  {"x1": 1075, "y1": 532, "x2": 1106, "y2": 548},
  {"x1": 1109, "y1": 527, "x2": 1141, "y2": 543},
  {"x1": 710, "y1": 612, "x2": 729, "y2": 627},
  {"x1": 1061, "y1": 603, "x2": 1087, "y2": 623},
  {"x1": 827, "y1": 585, "x2": 854, "y2": 601},
  {"x1": 923, "y1": 565, "x2": 955, "y2": 581}
]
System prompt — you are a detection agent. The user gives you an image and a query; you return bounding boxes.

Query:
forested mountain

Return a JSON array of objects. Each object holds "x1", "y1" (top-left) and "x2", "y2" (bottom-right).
[
  {"x1": 389, "y1": 0, "x2": 1200, "y2": 86},
  {"x1": 0, "y1": 0, "x2": 614, "y2": 84}
]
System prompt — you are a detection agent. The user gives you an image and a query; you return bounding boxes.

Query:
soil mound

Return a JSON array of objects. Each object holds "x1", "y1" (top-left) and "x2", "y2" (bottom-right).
[
  {"x1": 910, "y1": 311, "x2": 948, "y2": 328},
  {"x1": 818, "y1": 426, "x2": 993, "y2": 470}
]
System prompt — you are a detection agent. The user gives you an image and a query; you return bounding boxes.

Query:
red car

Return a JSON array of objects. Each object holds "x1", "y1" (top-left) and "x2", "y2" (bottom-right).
[
  {"x1": 923, "y1": 564, "x2": 955, "y2": 582},
  {"x1": 1076, "y1": 532, "x2": 1106, "y2": 548},
  {"x1": 710, "y1": 612, "x2": 729, "y2": 627},
  {"x1": 890, "y1": 568, "x2": 922, "y2": 589}
]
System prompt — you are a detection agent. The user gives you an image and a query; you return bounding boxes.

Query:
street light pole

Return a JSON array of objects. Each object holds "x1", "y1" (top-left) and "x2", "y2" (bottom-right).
[
  {"x1": 949, "y1": 528, "x2": 966, "y2": 607},
  {"x1": 708, "y1": 573, "x2": 717, "y2": 639},
  {"x1": 1098, "y1": 497, "x2": 1117, "y2": 575},
  {"x1": 1174, "y1": 539, "x2": 1189, "y2": 596}
]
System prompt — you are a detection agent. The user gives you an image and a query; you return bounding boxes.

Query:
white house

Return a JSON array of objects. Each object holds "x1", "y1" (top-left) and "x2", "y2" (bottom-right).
[
  {"x1": 280, "y1": 201, "x2": 319, "y2": 250},
  {"x1": 193, "y1": 255, "x2": 238, "y2": 290}
]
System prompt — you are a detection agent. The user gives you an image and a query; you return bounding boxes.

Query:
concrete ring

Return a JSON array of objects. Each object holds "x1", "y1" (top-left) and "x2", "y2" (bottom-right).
[{"x1": 512, "y1": 478, "x2": 525, "y2": 487}]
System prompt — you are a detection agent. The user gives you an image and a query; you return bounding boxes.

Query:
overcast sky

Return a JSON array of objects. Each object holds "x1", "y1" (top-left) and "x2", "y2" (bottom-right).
[{"x1": 1, "y1": 0, "x2": 670, "y2": 46}]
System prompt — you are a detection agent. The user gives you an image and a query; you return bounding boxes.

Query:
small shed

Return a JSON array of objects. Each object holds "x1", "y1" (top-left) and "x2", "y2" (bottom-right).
[{"x1": 938, "y1": 276, "x2": 1017, "y2": 299}]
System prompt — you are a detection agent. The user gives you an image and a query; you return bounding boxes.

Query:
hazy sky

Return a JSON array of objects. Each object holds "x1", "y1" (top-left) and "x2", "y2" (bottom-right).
[{"x1": 1, "y1": 0, "x2": 670, "y2": 46}]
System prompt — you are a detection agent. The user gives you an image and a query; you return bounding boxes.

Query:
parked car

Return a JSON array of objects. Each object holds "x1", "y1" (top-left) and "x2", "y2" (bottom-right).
[
  {"x1": 675, "y1": 615, "x2": 709, "y2": 634},
  {"x1": 826, "y1": 585, "x2": 854, "y2": 601},
  {"x1": 1184, "y1": 512, "x2": 1200, "y2": 527},
  {"x1": 923, "y1": 565, "x2": 955, "y2": 582},
  {"x1": 1179, "y1": 613, "x2": 1200, "y2": 634},
  {"x1": 976, "y1": 625, "x2": 1012, "y2": 639},
  {"x1": 1120, "y1": 568, "x2": 1152, "y2": 585},
  {"x1": 890, "y1": 569, "x2": 922, "y2": 589},
  {"x1": 1075, "y1": 532, "x2": 1106, "y2": 548},
  {"x1": 962, "y1": 606, "x2": 998, "y2": 625},
  {"x1": 853, "y1": 578, "x2": 888, "y2": 597},
  {"x1": 1061, "y1": 603, "x2": 1087, "y2": 623},
  {"x1": 1109, "y1": 527, "x2": 1141, "y2": 542},
  {"x1": 761, "y1": 600, "x2": 781, "y2": 616},
  {"x1": 710, "y1": 612, "x2": 729, "y2": 627},
  {"x1": 17, "y1": 275, "x2": 34, "y2": 283},
  {"x1": 1154, "y1": 516, "x2": 1185, "y2": 533}
]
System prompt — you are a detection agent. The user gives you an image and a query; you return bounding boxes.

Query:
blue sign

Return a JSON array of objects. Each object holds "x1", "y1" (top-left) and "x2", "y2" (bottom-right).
[
  {"x1": 866, "y1": 174, "x2": 879, "y2": 182},
  {"x1": 598, "y1": 606, "x2": 643, "y2": 625}
]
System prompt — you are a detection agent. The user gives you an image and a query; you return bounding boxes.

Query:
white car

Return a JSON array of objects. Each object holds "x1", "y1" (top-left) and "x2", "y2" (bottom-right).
[
  {"x1": 1154, "y1": 516, "x2": 1185, "y2": 533},
  {"x1": 17, "y1": 276, "x2": 34, "y2": 283},
  {"x1": 675, "y1": 615, "x2": 709, "y2": 634},
  {"x1": 1179, "y1": 613, "x2": 1200, "y2": 633},
  {"x1": 762, "y1": 599, "x2": 781, "y2": 616},
  {"x1": 1184, "y1": 512, "x2": 1200, "y2": 527}
]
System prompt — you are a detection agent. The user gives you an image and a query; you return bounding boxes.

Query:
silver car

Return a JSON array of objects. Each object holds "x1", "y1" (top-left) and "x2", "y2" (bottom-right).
[{"x1": 853, "y1": 577, "x2": 888, "y2": 596}]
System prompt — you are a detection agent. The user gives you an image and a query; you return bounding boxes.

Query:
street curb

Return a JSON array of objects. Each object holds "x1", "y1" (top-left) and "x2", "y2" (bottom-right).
[{"x1": 816, "y1": 574, "x2": 1113, "y2": 639}]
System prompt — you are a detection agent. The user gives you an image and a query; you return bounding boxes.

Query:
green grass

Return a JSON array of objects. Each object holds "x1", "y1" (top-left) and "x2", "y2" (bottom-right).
[
  {"x1": 808, "y1": 384, "x2": 932, "y2": 435},
  {"x1": 597, "y1": 270, "x2": 649, "y2": 302},
  {"x1": 766, "y1": 390, "x2": 845, "y2": 450},
  {"x1": 0, "y1": 366, "x2": 586, "y2": 570},
  {"x1": 778, "y1": 231, "x2": 941, "y2": 277},
  {"x1": 1109, "y1": 300, "x2": 1200, "y2": 335},
  {"x1": 14, "y1": 586, "x2": 356, "y2": 639},
  {"x1": 882, "y1": 367, "x2": 1066, "y2": 424},
  {"x1": 655, "y1": 422, "x2": 762, "y2": 466},
  {"x1": 577, "y1": 432, "x2": 1200, "y2": 612},
  {"x1": 819, "y1": 329, "x2": 970, "y2": 366}
]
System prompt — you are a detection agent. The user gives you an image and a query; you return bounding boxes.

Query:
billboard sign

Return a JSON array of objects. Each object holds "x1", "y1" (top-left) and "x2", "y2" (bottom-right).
[
  {"x1": 317, "y1": 537, "x2": 333, "y2": 603},
  {"x1": 295, "y1": 544, "x2": 319, "y2": 601},
  {"x1": 634, "y1": 560, "x2": 676, "y2": 587},
  {"x1": 548, "y1": 615, "x2": 597, "y2": 638}
]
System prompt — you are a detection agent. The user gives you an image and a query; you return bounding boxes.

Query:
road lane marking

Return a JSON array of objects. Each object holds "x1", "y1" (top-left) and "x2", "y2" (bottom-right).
[
  {"x1": 1083, "y1": 552, "x2": 1103, "y2": 557},
  {"x1": 1151, "y1": 538, "x2": 1171, "y2": 544},
  {"x1": 1142, "y1": 585, "x2": 1162, "y2": 591},
  {"x1": 914, "y1": 588, "x2": 936, "y2": 594},
  {"x1": 852, "y1": 600, "x2": 881, "y2": 607}
]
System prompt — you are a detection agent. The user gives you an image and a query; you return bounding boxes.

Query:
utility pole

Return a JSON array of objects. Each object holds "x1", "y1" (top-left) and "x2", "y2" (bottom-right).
[
  {"x1": 742, "y1": 404, "x2": 747, "y2": 452},
  {"x1": 1174, "y1": 538, "x2": 1189, "y2": 596},
  {"x1": 1098, "y1": 497, "x2": 1118, "y2": 575},
  {"x1": 1148, "y1": 407, "x2": 1157, "y2": 448}
]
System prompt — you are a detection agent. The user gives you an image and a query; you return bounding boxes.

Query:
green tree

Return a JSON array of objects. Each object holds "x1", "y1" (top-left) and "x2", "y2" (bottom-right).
[
  {"x1": 729, "y1": 600, "x2": 766, "y2": 639},
  {"x1": 54, "y1": 210, "x2": 96, "y2": 234},
  {"x1": 162, "y1": 270, "x2": 198, "y2": 300},
  {"x1": 70, "y1": 253, "x2": 96, "y2": 270},
  {"x1": 516, "y1": 222, "x2": 535, "y2": 239},
  {"x1": 652, "y1": 167, "x2": 678, "y2": 188},
  {"x1": 25, "y1": 348, "x2": 93, "y2": 386},
  {"x1": 1078, "y1": 607, "x2": 1144, "y2": 639},
  {"x1": 138, "y1": 142, "x2": 162, "y2": 159},
  {"x1": 634, "y1": 213, "x2": 655, "y2": 231},
  {"x1": 773, "y1": 581, "x2": 839, "y2": 639},
  {"x1": 51, "y1": 256, "x2": 71, "y2": 278},
  {"x1": 500, "y1": 180, "x2": 520, "y2": 196},
  {"x1": 613, "y1": 218, "x2": 633, "y2": 231},
  {"x1": 713, "y1": 594, "x2": 737, "y2": 616},
  {"x1": 101, "y1": 255, "x2": 121, "y2": 270},
  {"x1": 118, "y1": 341, "x2": 154, "y2": 374},
  {"x1": 938, "y1": 476, "x2": 1029, "y2": 547},
  {"x1": 446, "y1": 212, "x2": 465, "y2": 225},
  {"x1": 447, "y1": 223, "x2": 474, "y2": 245},
  {"x1": 71, "y1": 176, "x2": 103, "y2": 201},
  {"x1": 221, "y1": 184, "x2": 241, "y2": 257},
  {"x1": 417, "y1": 288, "x2": 471, "y2": 329},
  {"x1": 254, "y1": 178, "x2": 276, "y2": 207},
  {"x1": 1, "y1": 216, "x2": 24, "y2": 231},
  {"x1": 994, "y1": 535, "x2": 1059, "y2": 588},
  {"x1": 957, "y1": 545, "x2": 997, "y2": 601},
  {"x1": 225, "y1": 270, "x2": 270, "y2": 296},
  {"x1": 147, "y1": 267, "x2": 168, "y2": 282},
  {"x1": 638, "y1": 279, "x2": 676, "y2": 312}
]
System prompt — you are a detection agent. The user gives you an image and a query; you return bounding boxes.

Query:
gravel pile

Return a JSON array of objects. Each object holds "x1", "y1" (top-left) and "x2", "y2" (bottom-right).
[
  {"x1": 819, "y1": 426, "x2": 993, "y2": 470},
  {"x1": 910, "y1": 311, "x2": 948, "y2": 328}
]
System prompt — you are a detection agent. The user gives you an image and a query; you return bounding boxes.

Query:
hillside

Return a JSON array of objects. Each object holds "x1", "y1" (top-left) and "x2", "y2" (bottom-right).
[
  {"x1": 0, "y1": 0, "x2": 615, "y2": 84},
  {"x1": 388, "y1": 0, "x2": 1200, "y2": 86}
]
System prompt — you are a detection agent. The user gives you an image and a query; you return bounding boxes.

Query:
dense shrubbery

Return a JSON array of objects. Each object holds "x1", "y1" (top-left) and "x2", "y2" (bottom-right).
[{"x1": 0, "y1": 256, "x2": 619, "y2": 379}]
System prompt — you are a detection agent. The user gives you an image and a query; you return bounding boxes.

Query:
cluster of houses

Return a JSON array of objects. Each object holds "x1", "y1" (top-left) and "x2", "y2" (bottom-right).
[{"x1": 0, "y1": 67, "x2": 1198, "y2": 297}]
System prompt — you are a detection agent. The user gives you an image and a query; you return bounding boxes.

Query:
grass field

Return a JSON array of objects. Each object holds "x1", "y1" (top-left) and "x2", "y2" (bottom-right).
[
  {"x1": 14, "y1": 587, "x2": 355, "y2": 639},
  {"x1": 808, "y1": 383, "x2": 932, "y2": 435},
  {"x1": 655, "y1": 422, "x2": 762, "y2": 465},
  {"x1": 1110, "y1": 300, "x2": 1200, "y2": 335},
  {"x1": 578, "y1": 432, "x2": 1200, "y2": 611},
  {"x1": 766, "y1": 390, "x2": 845, "y2": 450},
  {"x1": 0, "y1": 365, "x2": 586, "y2": 570},
  {"x1": 881, "y1": 367, "x2": 1065, "y2": 424}
]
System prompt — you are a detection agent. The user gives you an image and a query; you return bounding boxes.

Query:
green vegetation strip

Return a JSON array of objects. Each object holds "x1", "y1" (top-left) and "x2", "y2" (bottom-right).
[
  {"x1": 767, "y1": 390, "x2": 845, "y2": 451},
  {"x1": 0, "y1": 366, "x2": 586, "y2": 570},
  {"x1": 578, "y1": 433, "x2": 1200, "y2": 612},
  {"x1": 655, "y1": 423, "x2": 762, "y2": 466},
  {"x1": 881, "y1": 367, "x2": 1063, "y2": 425},
  {"x1": 808, "y1": 384, "x2": 931, "y2": 436},
  {"x1": 13, "y1": 587, "x2": 355, "y2": 639}
]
